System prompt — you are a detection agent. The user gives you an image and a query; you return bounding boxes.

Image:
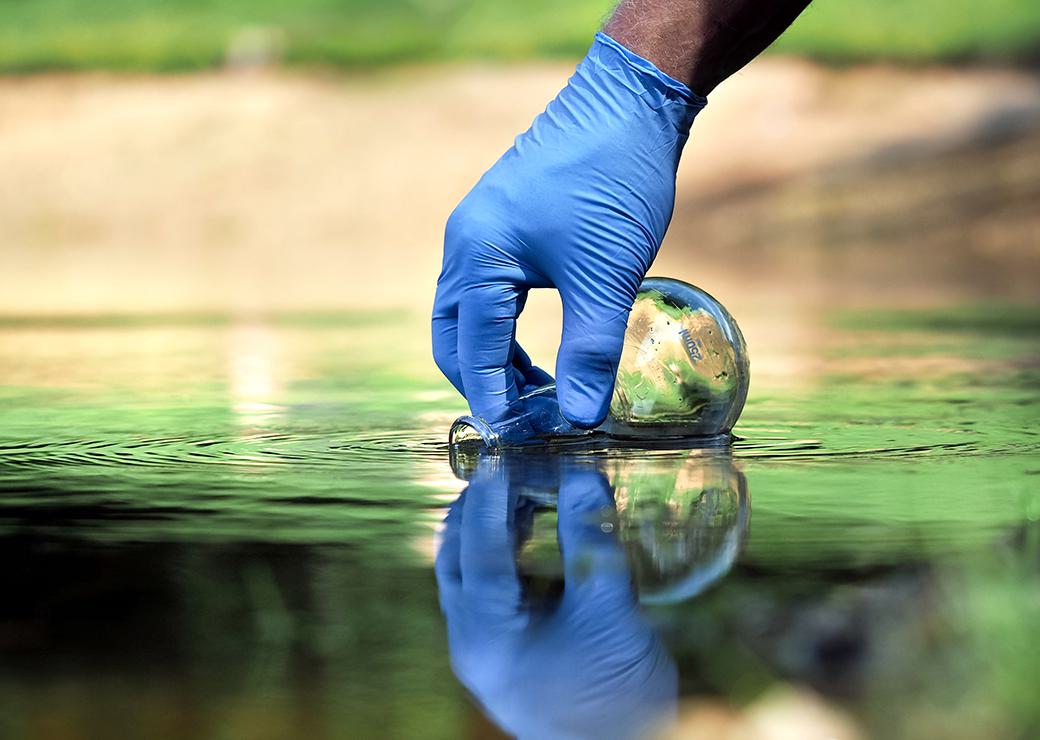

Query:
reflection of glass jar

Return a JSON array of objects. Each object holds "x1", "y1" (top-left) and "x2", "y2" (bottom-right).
[
  {"x1": 449, "y1": 277, "x2": 750, "y2": 449},
  {"x1": 445, "y1": 446, "x2": 750, "y2": 606},
  {"x1": 609, "y1": 449, "x2": 749, "y2": 604}
]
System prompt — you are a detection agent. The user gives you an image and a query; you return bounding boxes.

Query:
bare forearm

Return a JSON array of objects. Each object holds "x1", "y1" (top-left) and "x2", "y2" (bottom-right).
[{"x1": 604, "y1": 0, "x2": 813, "y2": 96}]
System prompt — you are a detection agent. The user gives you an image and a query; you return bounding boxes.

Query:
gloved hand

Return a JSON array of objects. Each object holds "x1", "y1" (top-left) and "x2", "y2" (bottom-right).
[{"x1": 432, "y1": 32, "x2": 706, "y2": 427}]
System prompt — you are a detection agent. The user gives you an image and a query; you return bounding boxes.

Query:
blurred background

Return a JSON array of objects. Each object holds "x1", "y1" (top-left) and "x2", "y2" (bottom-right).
[
  {"x1": 1, "y1": 2, "x2": 1039, "y2": 740},
  {"x1": 1, "y1": 0, "x2": 1038, "y2": 323}
]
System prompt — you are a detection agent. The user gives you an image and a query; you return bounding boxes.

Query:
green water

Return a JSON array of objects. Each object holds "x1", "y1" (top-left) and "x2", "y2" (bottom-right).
[{"x1": 0, "y1": 306, "x2": 1037, "y2": 739}]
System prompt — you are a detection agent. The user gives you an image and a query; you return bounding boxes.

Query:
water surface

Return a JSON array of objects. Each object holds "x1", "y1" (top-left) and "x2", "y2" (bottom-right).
[{"x1": 0, "y1": 306, "x2": 1037, "y2": 739}]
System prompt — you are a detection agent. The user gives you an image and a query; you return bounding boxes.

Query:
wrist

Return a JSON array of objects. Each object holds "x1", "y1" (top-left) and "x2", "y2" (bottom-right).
[{"x1": 579, "y1": 32, "x2": 707, "y2": 133}]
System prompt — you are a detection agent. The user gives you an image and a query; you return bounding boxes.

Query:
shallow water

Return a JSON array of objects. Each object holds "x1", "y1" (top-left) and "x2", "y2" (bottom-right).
[{"x1": 0, "y1": 306, "x2": 1038, "y2": 739}]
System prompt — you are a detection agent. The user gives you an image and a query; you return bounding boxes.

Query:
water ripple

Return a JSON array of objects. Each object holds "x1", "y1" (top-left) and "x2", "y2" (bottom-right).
[{"x1": 0, "y1": 422, "x2": 1033, "y2": 473}]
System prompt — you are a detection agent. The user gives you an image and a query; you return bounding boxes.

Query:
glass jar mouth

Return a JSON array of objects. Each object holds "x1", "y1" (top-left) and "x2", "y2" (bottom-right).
[{"x1": 448, "y1": 415, "x2": 499, "y2": 448}]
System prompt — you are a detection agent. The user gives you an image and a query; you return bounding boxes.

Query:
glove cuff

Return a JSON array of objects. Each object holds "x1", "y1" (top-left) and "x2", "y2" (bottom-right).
[{"x1": 588, "y1": 32, "x2": 708, "y2": 116}]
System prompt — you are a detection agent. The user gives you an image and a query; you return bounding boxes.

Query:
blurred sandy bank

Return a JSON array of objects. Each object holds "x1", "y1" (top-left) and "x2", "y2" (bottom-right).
[{"x1": 1, "y1": 58, "x2": 1038, "y2": 322}]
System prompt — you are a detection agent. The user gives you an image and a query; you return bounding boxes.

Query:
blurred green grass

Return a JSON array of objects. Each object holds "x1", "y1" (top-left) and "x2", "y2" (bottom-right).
[{"x1": 2, "y1": 0, "x2": 1040, "y2": 73}]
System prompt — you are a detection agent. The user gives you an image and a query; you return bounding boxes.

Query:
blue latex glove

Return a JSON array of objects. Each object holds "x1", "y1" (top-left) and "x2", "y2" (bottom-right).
[
  {"x1": 435, "y1": 455, "x2": 677, "y2": 739},
  {"x1": 433, "y1": 32, "x2": 706, "y2": 427}
]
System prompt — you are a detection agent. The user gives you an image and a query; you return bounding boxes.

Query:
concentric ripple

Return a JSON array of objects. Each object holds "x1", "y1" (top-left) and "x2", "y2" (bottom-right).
[
  {"x1": 1, "y1": 419, "x2": 1033, "y2": 473},
  {"x1": 0, "y1": 429, "x2": 446, "y2": 472}
]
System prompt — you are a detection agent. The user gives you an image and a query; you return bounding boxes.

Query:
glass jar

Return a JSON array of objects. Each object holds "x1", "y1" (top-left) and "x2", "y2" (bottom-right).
[{"x1": 449, "y1": 277, "x2": 749, "y2": 449}]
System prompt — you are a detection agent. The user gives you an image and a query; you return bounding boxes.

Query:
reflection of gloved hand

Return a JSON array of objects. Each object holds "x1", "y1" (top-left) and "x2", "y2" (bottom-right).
[
  {"x1": 435, "y1": 457, "x2": 677, "y2": 739},
  {"x1": 432, "y1": 32, "x2": 706, "y2": 428}
]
